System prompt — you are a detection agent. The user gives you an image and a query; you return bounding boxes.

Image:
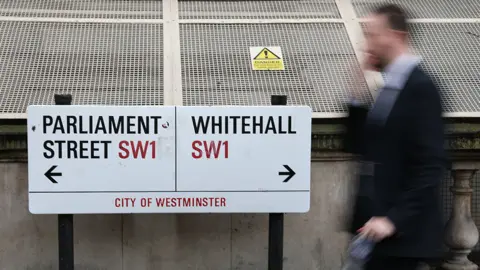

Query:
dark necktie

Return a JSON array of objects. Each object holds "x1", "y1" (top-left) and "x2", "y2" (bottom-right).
[{"x1": 367, "y1": 87, "x2": 400, "y2": 126}]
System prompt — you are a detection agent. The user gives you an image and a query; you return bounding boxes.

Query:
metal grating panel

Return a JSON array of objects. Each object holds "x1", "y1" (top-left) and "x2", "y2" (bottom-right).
[
  {"x1": 0, "y1": 21, "x2": 163, "y2": 113},
  {"x1": 409, "y1": 23, "x2": 480, "y2": 113},
  {"x1": 180, "y1": 23, "x2": 372, "y2": 112},
  {"x1": 0, "y1": 0, "x2": 163, "y2": 19},
  {"x1": 441, "y1": 171, "x2": 453, "y2": 252},
  {"x1": 179, "y1": 0, "x2": 340, "y2": 19},
  {"x1": 352, "y1": 0, "x2": 480, "y2": 19}
]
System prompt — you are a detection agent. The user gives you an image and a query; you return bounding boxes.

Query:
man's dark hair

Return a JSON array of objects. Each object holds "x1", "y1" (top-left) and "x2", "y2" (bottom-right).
[{"x1": 373, "y1": 4, "x2": 409, "y2": 32}]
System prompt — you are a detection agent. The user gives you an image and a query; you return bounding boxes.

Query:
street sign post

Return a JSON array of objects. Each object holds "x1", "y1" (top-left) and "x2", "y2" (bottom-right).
[
  {"x1": 269, "y1": 94, "x2": 287, "y2": 270},
  {"x1": 27, "y1": 104, "x2": 311, "y2": 214},
  {"x1": 52, "y1": 94, "x2": 74, "y2": 270}
]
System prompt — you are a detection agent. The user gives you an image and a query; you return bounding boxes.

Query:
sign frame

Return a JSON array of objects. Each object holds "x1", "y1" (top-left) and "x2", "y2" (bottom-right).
[{"x1": 27, "y1": 105, "x2": 312, "y2": 214}]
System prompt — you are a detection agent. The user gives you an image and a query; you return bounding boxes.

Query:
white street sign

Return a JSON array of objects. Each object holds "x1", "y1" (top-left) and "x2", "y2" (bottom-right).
[{"x1": 27, "y1": 105, "x2": 312, "y2": 214}]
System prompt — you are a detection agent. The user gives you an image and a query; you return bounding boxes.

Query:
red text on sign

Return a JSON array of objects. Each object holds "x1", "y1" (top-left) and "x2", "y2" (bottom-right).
[
  {"x1": 156, "y1": 197, "x2": 226, "y2": 207},
  {"x1": 113, "y1": 197, "x2": 227, "y2": 208},
  {"x1": 115, "y1": 197, "x2": 136, "y2": 207},
  {"x1": 118, "y1": 140, "x2": 156, "y2": 159},
  {"x1": 191, "y1": 140, "x2": 229, "y2": 159}
]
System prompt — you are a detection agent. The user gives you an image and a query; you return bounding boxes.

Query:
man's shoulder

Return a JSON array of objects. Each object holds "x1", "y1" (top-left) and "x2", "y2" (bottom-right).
[
  {"x1": 408, "y1": 66, "x2": 435, "y2": 85},
  {"x1": 405, "y1": 66, "x2": 440, "y2": 96},
  {"x1": 402, "y1": 66, "x2": 444, "y2": 118}
]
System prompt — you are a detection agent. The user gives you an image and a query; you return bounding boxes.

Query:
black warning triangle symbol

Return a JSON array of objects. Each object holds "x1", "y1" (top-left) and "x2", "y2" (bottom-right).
[{"x1": 253, "y1": 48, "x2": 281, "y2": 60}]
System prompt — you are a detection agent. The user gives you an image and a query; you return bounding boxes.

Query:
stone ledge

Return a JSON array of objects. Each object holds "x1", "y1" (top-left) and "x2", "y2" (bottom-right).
[
  {"x1": 310, "y1": 122, "x2": 480, "y2": 152},
  {"x1": 1, "y1": 122, "x2": 479, "y2": 161}
]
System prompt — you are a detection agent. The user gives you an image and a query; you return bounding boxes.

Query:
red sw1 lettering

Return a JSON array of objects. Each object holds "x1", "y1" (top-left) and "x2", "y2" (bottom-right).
[
  {"x1": 118, "y1": 140, "x2": 156, "y2": 159},
  {"x1": 191, "y1": 140, "x2": 229, "y2": 159}
]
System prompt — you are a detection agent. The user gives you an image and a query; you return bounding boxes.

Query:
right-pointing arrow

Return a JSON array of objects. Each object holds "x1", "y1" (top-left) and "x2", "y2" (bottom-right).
[
  {"x1": 279, "y1": 165, "x2": 296, "y2": 183},
  {"x1": 45, "y1": 165, "x2": 62, "y2": 184}
]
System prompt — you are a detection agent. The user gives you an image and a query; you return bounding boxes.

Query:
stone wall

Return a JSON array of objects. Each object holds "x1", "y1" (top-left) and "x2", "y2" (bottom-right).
[
  {"x1": 0, "y1": 160, "x2": 355, "y2": 270},
  {"x1": 1, "y1": 121, "x2": 478, "y2": 270}
]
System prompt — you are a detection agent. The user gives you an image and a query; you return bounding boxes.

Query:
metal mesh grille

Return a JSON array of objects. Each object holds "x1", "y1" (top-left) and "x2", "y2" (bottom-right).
[
  {"x1": 361, "y1": 21, "x2": 480, "y2": 113},
  {"x1": 440, "y1": 171, "x2": 453, "y2": 252},
  {"x1": 0, "y1": 21, "x2": 163, "y2": 113},
  {"x1": 0, "y1": 0, "x2": 478, "y2": 115},
  {"x1": 441, "y1": 171, "x2": 453, "y2": 222},
  {"x1": 352, "y1": 0, "x2": 480, "y2": 18},
  {"x1": 180, "y1": 23, "x2": 372, "y2": 111},
  {"x1": 0, "y1": 0, "x2": 163, "y2": 19},
  {"x1": 409, "y1": 23, "x2": 480, "y2": 113},
  {"x1": 179, "y1": 0, "x2": 340, "y2": 19}
]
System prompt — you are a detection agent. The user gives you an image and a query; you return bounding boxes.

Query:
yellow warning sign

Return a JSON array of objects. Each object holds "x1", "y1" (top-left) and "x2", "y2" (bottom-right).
[{"x1": 250, "y1": 46, "x2": 285, "y2": 71}]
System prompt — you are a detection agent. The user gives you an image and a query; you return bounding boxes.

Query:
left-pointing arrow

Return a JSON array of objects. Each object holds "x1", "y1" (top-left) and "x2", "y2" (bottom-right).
[{"x1": 45, "y1": 165, "x2": 62, "y2": 184}]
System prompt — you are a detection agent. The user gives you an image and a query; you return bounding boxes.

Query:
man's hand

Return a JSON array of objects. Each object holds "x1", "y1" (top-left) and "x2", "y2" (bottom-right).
[
  {"x1": 363, "y1": 52, "x2": 381, "y2": 72},
  {"x1": 358, "y1": 217, "x2": 396, "y2": 242},
  {"x1": 349, "y1": 52, "x2": 379, "y2": 102}
]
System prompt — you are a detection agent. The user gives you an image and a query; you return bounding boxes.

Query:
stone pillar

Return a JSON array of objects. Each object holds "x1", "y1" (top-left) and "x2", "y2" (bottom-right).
[{"x1": 441, "y1": 164, "x2": 479, "y2": 270}]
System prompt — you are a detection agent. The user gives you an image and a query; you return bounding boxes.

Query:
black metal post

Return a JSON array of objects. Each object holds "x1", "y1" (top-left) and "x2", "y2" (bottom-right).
[
  {"x1": 268, "y1": 95, "x2": 287, "y2": 270},
  {"x1": 55, "y1": 94, "x2": 74, "y2": 270}
]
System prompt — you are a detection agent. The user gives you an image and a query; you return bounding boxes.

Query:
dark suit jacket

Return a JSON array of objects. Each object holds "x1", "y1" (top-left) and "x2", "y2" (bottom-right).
[{"x1": 345, "y1": 66, "x2": 446, "y2": 258}]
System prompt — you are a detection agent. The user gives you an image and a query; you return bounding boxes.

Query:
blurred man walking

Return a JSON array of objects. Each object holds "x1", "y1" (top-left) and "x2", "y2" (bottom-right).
[{"x1": 344, "y1": 4, "x2": 446, "y2": 270}]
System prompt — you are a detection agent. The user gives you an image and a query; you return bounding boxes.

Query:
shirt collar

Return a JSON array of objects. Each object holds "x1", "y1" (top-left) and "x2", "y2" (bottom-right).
[{"x1": 383, "y1": 53, "x2": 421, "y2": 90}]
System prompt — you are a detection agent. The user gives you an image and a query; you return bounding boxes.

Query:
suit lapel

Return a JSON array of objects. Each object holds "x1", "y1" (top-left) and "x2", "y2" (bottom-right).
[
  {"x1": 367, "y1": 64, "x2": 421, "y2": 127},
  {"x1": 367, "y1": 87, "x2": 401, "y2": 127}
]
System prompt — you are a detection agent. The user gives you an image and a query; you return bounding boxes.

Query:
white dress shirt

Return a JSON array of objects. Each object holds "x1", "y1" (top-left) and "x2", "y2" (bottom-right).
[{"x1": 367, "y1": 54, "x2": 421, "y2": 125}]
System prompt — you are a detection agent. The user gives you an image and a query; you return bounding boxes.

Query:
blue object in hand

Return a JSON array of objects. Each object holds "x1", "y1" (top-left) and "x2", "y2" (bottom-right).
[
  {"x1": 341, "y1": 234, "x2": 376, "y2": 270},
  {"x1": 349, "y1": 234, "x2": 375, "y2": 260}
]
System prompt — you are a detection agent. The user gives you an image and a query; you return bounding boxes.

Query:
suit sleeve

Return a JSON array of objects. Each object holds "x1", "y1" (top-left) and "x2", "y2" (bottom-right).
[
  {"x1": 386, "y1": 80, "x2": 446, "y2": 233},
  {"x1": 344, "y1": 103, "x2": 369, "y2": 155}
]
